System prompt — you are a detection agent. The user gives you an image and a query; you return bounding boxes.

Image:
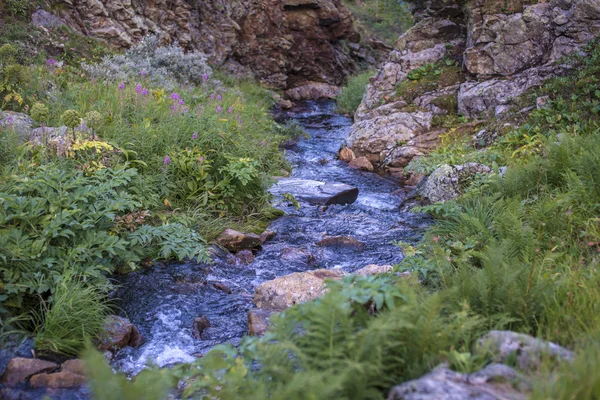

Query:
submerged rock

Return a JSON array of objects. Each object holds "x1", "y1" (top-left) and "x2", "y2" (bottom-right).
[
  {"x1": 316, "y1": 235, "x2": 366, "y2": 251},
  {"x1": 272, "y1": 178, "x2": 359, "y2": 206},
  {"x1": 97, "y1": 315, "x2": 143, "y2": 352},
  {"x1": 192, "y1": 316, "x2": 211, "y2": 339},
  {"x1": 0, "y1": 358, "x2": 57, "y2": 386},
  {"x1": 254, "y1": 269, "x2": 345, "y2": 311},
  {"x1": 216, "y1": 229, "x2": 262, "y2": 253},
  {"x1": 280, "y1": 247, "x2": 318, "y2": 267},
  {"x1": 387, "y1": 364, "x2": 529, "y2": 400}
]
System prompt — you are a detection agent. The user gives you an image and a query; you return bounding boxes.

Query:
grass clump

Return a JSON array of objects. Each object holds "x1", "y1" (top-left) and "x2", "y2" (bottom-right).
[{"x1": 337, "y1": 70, "x2": 375, "y2": 115}]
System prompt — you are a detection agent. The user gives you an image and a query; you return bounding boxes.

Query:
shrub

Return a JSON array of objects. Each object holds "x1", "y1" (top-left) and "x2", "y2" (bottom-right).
[
  {"x1": 336, "y1": 70, "x2": 374, "y2": 115},
  {"x1": 82, "y1": 36, "x2": 212, "y2": 90}
]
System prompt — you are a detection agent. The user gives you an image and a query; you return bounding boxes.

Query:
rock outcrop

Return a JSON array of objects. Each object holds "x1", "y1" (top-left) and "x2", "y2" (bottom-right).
[
  {"x1": 346, "y1": 0, "x2": 600, "y2": 172},
  {"x1": 387, "y1": 330, "x2": 574, "y2": 400},
  {"x1": 49, "y1": 0, "x2": 372, "y2": 98}
]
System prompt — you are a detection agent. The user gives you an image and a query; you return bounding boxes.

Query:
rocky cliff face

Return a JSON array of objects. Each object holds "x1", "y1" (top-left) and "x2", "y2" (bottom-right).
[
  {"x1": 345, "y1": 0, "x2": 600, "y2": 174},
  {"x1": 50, "y1": 0, "x2": 373, "y2": 99}
]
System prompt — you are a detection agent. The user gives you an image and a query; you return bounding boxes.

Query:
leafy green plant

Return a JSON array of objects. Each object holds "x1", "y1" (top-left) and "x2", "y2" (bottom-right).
[
  {"x1": 337, "y1": 70, "x2": 375, "y2": 115},
  {"x1": 84, "y1": 345, "x2": 174, "y2": 400},
  {"x1": 128, "y1": 223, "x2": 209, "y2": 263}
]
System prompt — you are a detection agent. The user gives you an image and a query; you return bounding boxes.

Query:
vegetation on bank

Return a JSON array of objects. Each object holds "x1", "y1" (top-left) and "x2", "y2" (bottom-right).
[
  {"x1": 84, "y1": 40, "x2": 600, "y2": 399},
  {"x1": 343, "y1": 0, "x2": 413, "y2": 44},
  {"x1": 336, "y1": 69, "x2": 375, "y2": 115},
  {"x1": 0, "y1": 23, "x2": 295, "y2": 356}
]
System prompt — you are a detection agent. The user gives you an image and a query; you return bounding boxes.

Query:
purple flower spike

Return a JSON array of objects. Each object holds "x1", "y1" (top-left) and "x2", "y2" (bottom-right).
[
  {"x1": 170, "y1": 92, "x2": 181, "y2": 101},
  {"x1": 179, "y1": 99, "x2": 185, "y2": 105},
  {"x1": 228, "y1": 106, "x2": 234, "y2": 113},
  {"x1": 210, "y1": 93, "x2": 215, "y2": 100},
  {"x1": 202, "y1": 73, "x2": 209, "y2": 81},
  {"x1": 216, "y1": 95, "x2": 222, "y2": 101},
  {"x1": 46, "y1": 59, "x2": 57, "y2": 66},
  {"x1": 140, "y1": 69, "x2": 148, "y2": 76},
  {"x1": 118, "y1": 82, "x2": 126, "y2": 91},
  {"x1": 192, "y1": 132, "x2": 198, "y2": 140},
  {"x1": 142, "y1": 88, "x2": 149, "y2": 96},
  {"x1": 172, "y1": 104, "x2": 178, "y2": 111},
  {"x1": 135, "y1": 84, "x2": 142, "y2": 94},
  {"x1": 164, "y1": 155, "x2": 171, "y2": 165},
  {"x1": 216, "y1": 106, "x2": 223, "y2": 113},
  {"x1": 198, "y1": 156, "x2": 204, "y2": 163}
]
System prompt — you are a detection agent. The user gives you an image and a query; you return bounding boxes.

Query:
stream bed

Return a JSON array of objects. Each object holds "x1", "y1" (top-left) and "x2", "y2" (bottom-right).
[{"x1": 112, "y1": 100, "x2": 431, "y2": 375}]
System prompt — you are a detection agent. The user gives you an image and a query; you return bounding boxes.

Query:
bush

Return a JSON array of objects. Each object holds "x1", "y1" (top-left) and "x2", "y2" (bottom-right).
[
  {"x1": 336, "y1": 70, "x2": 374, "y2": 115},
  {"x1": 82, "y1": 36, "x2": 212, "y2": 90}
]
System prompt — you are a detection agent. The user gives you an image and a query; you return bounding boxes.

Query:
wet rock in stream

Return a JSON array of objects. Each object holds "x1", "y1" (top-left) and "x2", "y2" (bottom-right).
[{"x1": 271, "y1": 178, "x2": 359, "y2": 206}]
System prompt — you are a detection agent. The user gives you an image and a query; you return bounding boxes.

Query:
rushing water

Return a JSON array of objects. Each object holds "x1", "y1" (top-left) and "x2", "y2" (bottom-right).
[{"x1": 111, "y1": 100, "x2": 430, "y2": 375}]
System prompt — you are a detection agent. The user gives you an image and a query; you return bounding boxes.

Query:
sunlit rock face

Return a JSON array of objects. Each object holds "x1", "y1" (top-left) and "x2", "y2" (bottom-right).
[
  {"x1": 50, "y1": 0, "x2": 369, "y2": 98},
  {"x1": 346, "y1": 0, "x2": 600, "y2": 171}
]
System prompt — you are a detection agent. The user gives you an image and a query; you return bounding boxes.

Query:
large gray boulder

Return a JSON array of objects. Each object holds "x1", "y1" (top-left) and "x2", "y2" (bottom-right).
[
  {"x1": 476, "y1": 330, "x2": 574, "y2": 371},
  {"x1": 387, "y1": 364, "x2": 529, "y2": 400},
  {"x1": 416, "y1": 163, "x2": 491, "y2": 203},
  {"x1": 0, "y1": 111, "x2": 34, "y2": 141}
]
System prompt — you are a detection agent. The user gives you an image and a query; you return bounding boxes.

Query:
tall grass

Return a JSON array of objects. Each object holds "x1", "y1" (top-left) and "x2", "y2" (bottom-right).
[{"x1": 30, "y1": 275, "x2": 111, "y2": 356}]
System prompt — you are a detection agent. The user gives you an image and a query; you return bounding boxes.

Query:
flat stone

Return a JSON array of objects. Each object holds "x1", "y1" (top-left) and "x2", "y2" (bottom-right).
[
  {"x1": 316, "y1": 236, "x2": 366, "y2": 251},
  {"x1": 60, "y1": 359, "x2": 85, "y2": 376},
  {"x1": 248, "y1": 309, "x2": 275, "y2": 336},
  {"x1": 272, "y1": 178, "x2": 359, "y2": 206},
  {"x1": 29, "y1": 371, "x2": 86, "y2": 388},
  {"x1": 216, "y1": 229, "x2": 262, "y2": 253},
  {"x1": 97, "y1": 315, "x2": 143, "y2": 352},
  {"x1": 1, "y1": 358, "x2": 57, "y2": 386},
  {"x1": 254, "y1": 269, "x2": 345, "y2": 310}
]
